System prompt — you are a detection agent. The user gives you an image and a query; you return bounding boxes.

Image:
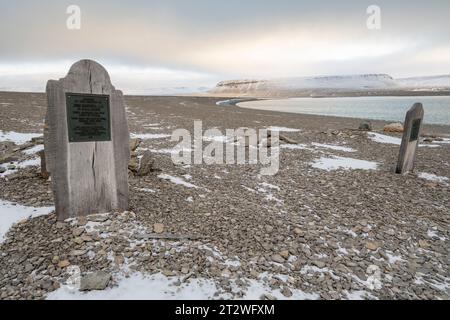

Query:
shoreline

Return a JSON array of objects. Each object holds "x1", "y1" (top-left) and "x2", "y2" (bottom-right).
[{"x1": 235, "y1": 97, "x2": 450, "y2": 129}]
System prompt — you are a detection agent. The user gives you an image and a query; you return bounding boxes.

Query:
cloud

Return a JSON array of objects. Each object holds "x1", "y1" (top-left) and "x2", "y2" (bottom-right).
[{"x1": 0, "y1": 0, "x2": 449, "y2": 91}]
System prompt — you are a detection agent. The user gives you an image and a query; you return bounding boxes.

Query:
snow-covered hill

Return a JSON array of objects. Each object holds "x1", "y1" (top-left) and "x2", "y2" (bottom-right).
[
  {"x1": 397, "y1": 75, "x2": 450, "y2": 89},
  {"x1": 210, "y1": 74, "x2": 450, "y2": 97}
]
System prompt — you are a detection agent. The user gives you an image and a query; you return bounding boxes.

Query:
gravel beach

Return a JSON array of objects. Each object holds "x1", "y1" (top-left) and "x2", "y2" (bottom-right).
[{"x1": 0, "y1": 91, "x2": 449, "y2": 300}]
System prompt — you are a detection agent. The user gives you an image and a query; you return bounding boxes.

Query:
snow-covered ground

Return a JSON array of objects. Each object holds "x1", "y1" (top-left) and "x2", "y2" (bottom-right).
[
  {"x1": 311, "y1": 143, "x2": 356, "y2": 152},
  {"x1": 418, "y1": 172, "x2": 449, "y2": 185},
  {"x1": 0, "y1": 157, "x2": 41, "y2": 177},
  {"x1": 0, "y1": 130, "x2": 41, "y2": 145},
  {"x1": 311, "y1": 156, "x2": 379, "y2": 171},
  {"x1": 0, "y1": 200, "x2": 54, "y2": 243},
  {"x1": 367, "y1": 132, "x2": 401, "y2": 145},
  {"x1": 158, "y1": 173, "x2": 199, "y2": 189},
  {"x1": 130, "y1": 133, "x2": 171, "y2": 140}
]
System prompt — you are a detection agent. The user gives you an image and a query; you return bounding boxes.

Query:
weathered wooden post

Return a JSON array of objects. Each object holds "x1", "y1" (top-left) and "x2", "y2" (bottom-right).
[
  {"x1": 44, "y1": 59, "x2": 130, "y2": 220},
  {"x1": 395, "y1": 103, "x2": 424, "y2": 174}
]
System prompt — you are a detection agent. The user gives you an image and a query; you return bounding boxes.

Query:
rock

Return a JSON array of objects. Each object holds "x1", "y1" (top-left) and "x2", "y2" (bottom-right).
[
  {"x1": 271, "y1": 254, "x2": 285, "y2": 264},
  {"x1": 281, "y1": 287, "x2": 293, "y2": 298},
  {"x1": 181, "y1": 267, "x2": 189, "y2": 274},
  {"x1": 418, "y1": 240, "x2": 430, "y2": 249},
  {"x1": 366, "y1": 241, "x2": 380, "y2": 251},
  {"x1": 24, "y1": 263, "x2": 34, "y2": 273},
  {"x1": 312, "y1": 260, "x2": 326, "y2": 268},
  {"x1": 72, "y1": 227, "x2": 85, "y2": 237},
  {"x1": 137, "y1": 151, "x2": 156, "y2": 176},
  {"x1": 250, "y1": 270, "x2": 260, "y2": 278},
  {"x1": 129, "y1": 138, "x2": 142, "y2": 152},
  {"x1": 162, "y1": 270, "x2": 175, "y2": 277},
  {"x1": 73, "y1": 237, "x2": 84, "y2": 244},
  {"x1": 384, "y1": 123, "x2": 404, "y2": 133},
  {"x1": 279, "y1": 134, "x2": 298, "y2": 144},
  {"x1": 261, "y1": 293, "x2": 277, "y2": 300},
  {"x1": 294, "y1": 228, "x2": 305, "y2": 237},
  {"x1": 81, "y1": 235, "x2": 92, "y2": 242},
  {"x1": 88, "y1": 214, "x2": 109, "y2": 222},
  {"x1": 114, "y1": 255, "x2": 125, "y2": 265},
  {"x1": 128, "y1": 157, "x2": 139, "y2": 172},
  {"x1": 0, "y1": 167, "x2": 6, "y2": 173},
  {"x1": 58, "y1": 260, "x2": 70, "y2": 268},
  {"x1": 80, "y1": 271, "x2": 111, "y2": 291},
  {"x1": 69, "y1": 250, "x2": 87, "y2": 256},
  {"x1": 359, "y1": 121, "x2": 372, "y2": 131},
  {"x1": 153, "y1": 223, "x2": 164, "y2": 234},
  {"x1": 279, "y1": 250, "x2": 290, "y2": 259}
]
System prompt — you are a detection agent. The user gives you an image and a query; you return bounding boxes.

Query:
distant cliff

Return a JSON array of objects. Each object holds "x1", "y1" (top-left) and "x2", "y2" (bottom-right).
[{"x1": 209, "y1": 74, "x2": 450, "y2": 97}]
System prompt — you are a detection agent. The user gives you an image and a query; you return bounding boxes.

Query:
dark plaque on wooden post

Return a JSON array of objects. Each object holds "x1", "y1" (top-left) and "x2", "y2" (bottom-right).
[
  {"x1": 66, "y1": 93, "x2": 111, "y2": 142},
  {"x1": 395, "y1": 103, "x2": 424, "y2": 174},
  {"x1": 44, "y1": 60, "x2": 130, "y2": 220}
]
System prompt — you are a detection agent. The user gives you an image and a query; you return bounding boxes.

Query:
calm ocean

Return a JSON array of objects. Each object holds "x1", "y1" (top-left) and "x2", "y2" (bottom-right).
[{"x1": 238, "y1": 96, "x2": 450, "y2": 125}]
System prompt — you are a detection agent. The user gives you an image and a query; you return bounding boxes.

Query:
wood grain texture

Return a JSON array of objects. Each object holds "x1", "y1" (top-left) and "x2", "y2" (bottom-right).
[
  {"x1": 396, "y1": 103, "x2": 424, "y2": 174},
  {"x1": 44, "y1": 60, "x2": 130, "y2": 220}
]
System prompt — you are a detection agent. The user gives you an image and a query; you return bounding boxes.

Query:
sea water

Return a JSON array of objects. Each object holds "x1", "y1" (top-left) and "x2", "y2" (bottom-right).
[{"x1": 238, "y1": 96, "x2": 450, "y2": 125}]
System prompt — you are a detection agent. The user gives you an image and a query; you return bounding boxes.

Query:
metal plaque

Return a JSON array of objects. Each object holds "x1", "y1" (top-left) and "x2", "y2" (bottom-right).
[
  {"x1": 409, "y1": 119, "x2": 421, "y2": 142},
  {"x1": 66, "y1": 93, "x2": 111, "y2": 142}
]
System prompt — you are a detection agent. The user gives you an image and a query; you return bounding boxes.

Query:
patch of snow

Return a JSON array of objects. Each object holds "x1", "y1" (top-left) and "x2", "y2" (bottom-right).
[
  {"x1": 203, "y1": 135, "x2": 229, "y2": 143},
  {"x1": 345, "y1": 290, "x2": 376, "y2": 300},
  {"x1": 139, "y1": 147, "x2": 192, "y2": 155},
  {"x1": 158, "y1": 174, "x2": 198, "y2": 189},
  {"x1": 136, "y1": 188, "x2": 156, "y2": 193},
  {"x1": 386, "y1": 253, "x2": 405, "y2": 264},
  {"x1": 413, "y1": 273, "x2": 450, "y2": 293},
  {"x1": 427, "y1": 228, "x2": 446, "y2": 241},
  {"x1": 23, "y1": 144, "x2": 44, "y2": 155},
  {"x1": 367, "y1": 132, "x2": 401, "y2": 145},
  {"x1": 142, "y1": 123, "x2": 161, "y2": 127},
  {"x1": 419, "y1": 144, "x2": 440, "y2": 148},
  {"x1": 435, "y1": 138, "x2": 450, "y2": 144},
  {"x1": 0, "y1": 130, "x2": 41, "y2": 145},
  {"x1": 258, "y1": 182, "x2": 280, "y2": 191},
  {"x1": 1, "y1": 157, "x2": 41, "y2": 177},
  {"x1": 130, "y1": 133, "x2": 171, "y2": 140},
  {"x1": 311, "y1": 156, "x2": 379, "y2": 171},
  {"x1": 0, "y1": 200, "x2": 54, "y2": 243},
  {"x1": 300, "y1": 265, "x2": 340, "y2": 280},
  {"x1": 280, "y1": 144, "x2": 309, "y2": 150},
  {"x1": 242, "y1": 279, "x2": 319, "y2": 300},
  {"x1": 48, "y1": 270, "x2": 321, "y2": 300},
  {"x1": 418, "y1": 172, "x2": 449, "y2": 184},
  {"x1": 267, "y1": 126, "x2": 300, "y2": 132},
  {"x1": 47, "y1": 273, "x2": 221, "y2": 300},
  {"x1": 311, "y1": 143, "x2": 356, "y2": 152}
]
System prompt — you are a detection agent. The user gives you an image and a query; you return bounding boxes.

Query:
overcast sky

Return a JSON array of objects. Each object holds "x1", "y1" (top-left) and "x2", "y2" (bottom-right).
[{"x1": 0, "y1": 0, "x2": 449, "y2": 93}]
